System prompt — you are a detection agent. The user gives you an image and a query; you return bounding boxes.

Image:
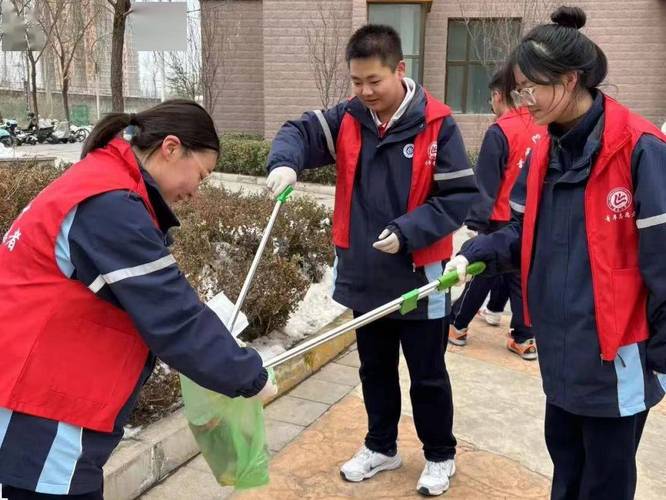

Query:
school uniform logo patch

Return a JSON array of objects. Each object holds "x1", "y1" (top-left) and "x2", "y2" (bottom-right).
[
  {"x1": 425, "y1": 141, "x2": 438, "y2": 168},
  {"x1": 428, "y1": 142, "x2": 438, "y2": 162},
  {"x1": 607, "y1": 187, "x2": 632, "y2": 213},
  {"x1": 403, "y1": 143, "x2": 414, "y2": 159}
]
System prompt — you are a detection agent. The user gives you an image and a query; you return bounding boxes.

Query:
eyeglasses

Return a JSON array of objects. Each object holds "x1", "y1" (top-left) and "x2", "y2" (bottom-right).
[{"x1": 510, "y1": 86, "x2": 537, "y2": 107}]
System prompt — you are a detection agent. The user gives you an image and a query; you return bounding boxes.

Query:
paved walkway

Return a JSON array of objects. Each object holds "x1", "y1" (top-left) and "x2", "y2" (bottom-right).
[
  {"x1": 140, "y1": 311, "x2": 666, "y2": 499},
  {"x1": 5, "y1": 142, "x2": 83, "y2": 164}
]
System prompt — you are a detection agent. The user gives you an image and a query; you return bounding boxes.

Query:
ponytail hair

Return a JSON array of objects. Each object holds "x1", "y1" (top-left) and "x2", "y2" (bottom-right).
[
  {"x1": 81, "y1": 99, "x2": 220, "y2": 160},
  {"x1": 502, "y1": 5, "x2": 608, "y2": 106}
]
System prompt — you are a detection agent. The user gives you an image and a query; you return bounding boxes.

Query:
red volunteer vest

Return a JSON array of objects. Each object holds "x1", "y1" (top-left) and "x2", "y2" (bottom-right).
[
  {"x1": 521, "y1": 95, "x2": 666, "y2": 360},
  {"x1": 333, "y1": 92, "x2": 453, "y2": 267},
  {"x1": 0, "y1": 138, "x2": 156, "y2": 432},
  {"x1": 491, "y1": 108, "x2": 546, "y2": 222}
]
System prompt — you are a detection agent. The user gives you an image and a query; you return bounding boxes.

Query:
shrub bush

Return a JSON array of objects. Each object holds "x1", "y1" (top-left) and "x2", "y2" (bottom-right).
[
  {"x1": 217, "y1": 134, "x2": 337, "y2": 185},
  {"x1": 0, "y1": 161, "x2": 62, "y2": 234},
  {"x1": 172, "y1": 185, "x2": 334, "y2": 341},
  {"x1": 217, "y1": 134, "x2": 479, "y2": 186}
]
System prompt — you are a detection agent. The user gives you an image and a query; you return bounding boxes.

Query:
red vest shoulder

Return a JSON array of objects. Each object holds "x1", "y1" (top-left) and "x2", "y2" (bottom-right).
[{"x1": 0, "y1": 138, "x2": 154, "y2": 431}]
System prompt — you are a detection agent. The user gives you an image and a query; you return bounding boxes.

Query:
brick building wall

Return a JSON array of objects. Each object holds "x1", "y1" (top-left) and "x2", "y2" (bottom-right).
[
  {"x1": 262, "y1": 0, "x2": 352, "y2": 138},
  {"x1": 572, "y1": 0, "x2": 666, "y2": 126},
  {"x1": 203, "y1": 0, "x2": 265, "y2": 135},
  {"x1": 203, "y1": 0, "x2": 666, "y2": 150}
]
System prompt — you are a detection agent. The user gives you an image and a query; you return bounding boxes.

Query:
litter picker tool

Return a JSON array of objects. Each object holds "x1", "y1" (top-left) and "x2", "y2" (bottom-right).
[
  {"x1": 228, "y1": 186, "x2": 294, "y2": 332},
  {"x1": 263, "y1": 261, "x2": 486, "y2": 369}
]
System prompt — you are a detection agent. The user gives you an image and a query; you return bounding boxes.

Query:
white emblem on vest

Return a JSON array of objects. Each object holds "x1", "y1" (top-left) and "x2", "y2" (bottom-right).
[
  {"x1": 403, "y1": 143, "x2": 414, "y2": 159},
  {"x1": 607, "y1": 187, "x2": 632, "y2": 213},
  {"x1": 426, "y1": 141, "x2": 438, "y2": 168}
]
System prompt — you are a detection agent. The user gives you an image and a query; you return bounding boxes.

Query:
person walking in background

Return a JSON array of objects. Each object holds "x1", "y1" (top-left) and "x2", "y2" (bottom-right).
[{"x1": 449, "y1": 69, "x2": 544, "y2": 361}]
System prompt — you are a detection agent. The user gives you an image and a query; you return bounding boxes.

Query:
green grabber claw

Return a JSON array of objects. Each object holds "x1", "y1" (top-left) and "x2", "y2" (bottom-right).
[
  {"x1": 399, "y1": 288, "x2": 420, "y2": 315},
  {"x1": 437, "y1": 261, "x2": 486, "y2": 291},
  {"x1": 277, "y1": 185, "x2": 294, "y2": 203}
]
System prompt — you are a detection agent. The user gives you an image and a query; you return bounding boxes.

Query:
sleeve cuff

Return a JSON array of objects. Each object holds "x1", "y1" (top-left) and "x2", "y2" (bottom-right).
[{"x1": 238, "y1": 367, "x2": 269, "y2": 398}]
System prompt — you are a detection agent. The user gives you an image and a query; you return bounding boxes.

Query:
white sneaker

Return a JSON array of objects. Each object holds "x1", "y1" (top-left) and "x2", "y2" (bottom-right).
[
  {"x1": 417, "y1": 459, "x2": 456, "y2": 496},
  {"x1": 479, "y1": 307, "x2": 502, "y2": 326},
  {"x1": 340, "y1": 445, "x2": 402, "y2": 482}
]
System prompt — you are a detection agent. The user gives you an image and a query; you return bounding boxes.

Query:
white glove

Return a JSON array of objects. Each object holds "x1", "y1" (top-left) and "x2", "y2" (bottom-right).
[
  {"x1": 372, "y1": 228, "x2": 400, "y2": 254},
  {"x1": 266, "y1": 166, "x2": 297, "y2": 199},
  {"x1": 465, "y1": 226, "x2": 478, "y2": 239},
  {"x1": 255, "y1": 369, "x2": 278, "y2": 404},
  {"x1": 444, "y1": 255, "x2": 470, "y2": 285}
]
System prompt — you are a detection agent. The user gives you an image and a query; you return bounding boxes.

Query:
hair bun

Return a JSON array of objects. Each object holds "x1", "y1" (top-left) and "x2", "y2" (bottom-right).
[{"x1": 551, "y1": 6, "x2": 586, "y2": 29}]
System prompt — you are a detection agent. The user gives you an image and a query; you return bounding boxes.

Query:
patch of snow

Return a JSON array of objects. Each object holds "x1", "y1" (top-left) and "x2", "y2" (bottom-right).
[
  {"x1": 0, "y1": 143, "x2": 17, "y2": 158},
  {"x1": 122, "y1": 425, "x2": 143, "y2": 440},
  {"x1": 249, "y1": 266, "x2": 346, "y2": 360},
  {"x1": 282, "y1": 266, "x2": 346, "y2": 340}
]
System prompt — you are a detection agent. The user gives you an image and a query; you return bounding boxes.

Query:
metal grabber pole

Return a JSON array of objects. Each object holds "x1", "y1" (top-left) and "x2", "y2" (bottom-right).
[
  {"x1": 228, "y1": 186, "x2": 294, "y2": 332},
  {"x1": 263, "y1": 262, "x2": 486, "y2": 369}
]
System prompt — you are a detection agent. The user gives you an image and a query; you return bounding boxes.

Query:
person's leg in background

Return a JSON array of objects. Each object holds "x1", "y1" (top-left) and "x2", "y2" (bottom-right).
[
  {"x1": 505, "y1": 271, "x2": 537, "y2": 360},
  {"x1": 481, "y1": 273, "x2": 510, "y2": 326},
  {"x1": 448, "y1": 275, "x2": 496, "y2": 346}
]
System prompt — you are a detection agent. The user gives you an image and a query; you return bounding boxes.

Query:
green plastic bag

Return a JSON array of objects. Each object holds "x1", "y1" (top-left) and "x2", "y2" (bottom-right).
[{"x1": 180, "y1": 374, "x2": 270, "y2": 489}]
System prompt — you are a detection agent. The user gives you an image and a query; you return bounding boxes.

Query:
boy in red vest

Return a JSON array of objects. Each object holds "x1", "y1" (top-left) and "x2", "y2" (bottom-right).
[
  {"x1": 449, "y1": 70, "x2": 544, "y2": 360},
  {"x1": 266, "y1": 25, "x2": 477, "y2": 496},
  {"x1": 448, "y1": 7, "x2": 666, "y2": 499}
]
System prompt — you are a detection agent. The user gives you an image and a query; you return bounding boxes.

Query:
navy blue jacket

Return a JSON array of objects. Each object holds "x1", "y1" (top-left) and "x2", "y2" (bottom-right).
[
  {"x1": 461, "y1": 93, "x2": 666, "y2": 417},
  {"x1": 465, "y1": 124, "x2": 509, "y2": 233},
  {"x1": 268, "y1": 85, "x2": 478, "y2": 319},
  {"x1": 0, "y1": 169, "x2": 266, "y2": 494}
]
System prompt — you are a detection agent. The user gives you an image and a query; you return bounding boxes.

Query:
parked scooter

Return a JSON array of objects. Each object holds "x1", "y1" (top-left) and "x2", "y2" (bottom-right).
[
  {"x1": 15, "y1": 127, "x2": 38, "y2": 145},
  {"x1": 0, "y1": 127, "x2": 15, "y2": 148},
  {"x1": 0, "y1": 120, "x2": 17, "y2": 147},
  {"x1": 47, "y1": 120, "x2": 75, "y2": 144},
  {"x1": 70, "y1": 124, "x2": 92, "y2": 142}
]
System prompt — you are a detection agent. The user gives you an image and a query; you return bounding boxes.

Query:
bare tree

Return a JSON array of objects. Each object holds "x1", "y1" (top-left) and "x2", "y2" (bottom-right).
[
  {"x1": 86, "y1": 28, "x2": 111, "y2": 120},
  {"x1": 40, "y1": 0, "x2": 101, "y2": 122},
  {"x1": 107, "y1": 0, "x2": 130, "y2": 112},
  {"x1": 454, "y1": 0, "x2": 556, "y2": 143},
  {"x1": 9, "y1": 0, "x2": 65, "y2": 120},
  {"x1": 200, "y1": 0, "x2": 239, "y2": 115},
  {"x1": 166, "y1": 12, "x2": 201, "y2": 101},
  {"x1": 303, "y1": 0, "x2": 349, "y2": 109},
  {"x1": 167, "y1": 54, "x2": 199, "y2": 101},
  {"x1": 456, "y1": 0, "x2": 557, "y2": 77}
]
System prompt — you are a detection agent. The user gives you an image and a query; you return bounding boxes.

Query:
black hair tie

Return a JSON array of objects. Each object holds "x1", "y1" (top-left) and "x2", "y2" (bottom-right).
[{"x1": 128, "y1": 113, "x2": 137, "y2": 125}]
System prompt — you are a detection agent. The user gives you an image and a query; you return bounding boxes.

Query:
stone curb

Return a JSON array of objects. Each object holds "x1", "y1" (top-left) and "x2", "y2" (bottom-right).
[
  {"x1": 103, "y1": 310, "x2": 354, "y2": 500},
  {"x1": 209, "y1": 172, "x2": 335, "y2": 197},
  {"x1": 0, "y1": 156, "x2": 58, "y2": 168}
]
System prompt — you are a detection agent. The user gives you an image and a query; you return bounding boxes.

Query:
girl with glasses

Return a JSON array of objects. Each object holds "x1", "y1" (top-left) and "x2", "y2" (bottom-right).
[{"x1": 447, "y1": 6, "x2": 666, "y2": 499}]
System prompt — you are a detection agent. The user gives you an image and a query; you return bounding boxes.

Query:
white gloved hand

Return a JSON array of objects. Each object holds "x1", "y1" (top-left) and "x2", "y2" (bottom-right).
[
  {"x1": 256, "y1": 370, "x2": 278, "y2": 404},
  {"x1": 372, "y1": 228, "x2": 400, "y2": 254},
  {"x1": 444, "y1": 255, "x2": 470, "y2": 285},
  {"x1": 465, "y1": 226, "x2": 478, "y2": 239},
  {"x1": 266, "y1": 166, "x2": 297, "y2": 199}
]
